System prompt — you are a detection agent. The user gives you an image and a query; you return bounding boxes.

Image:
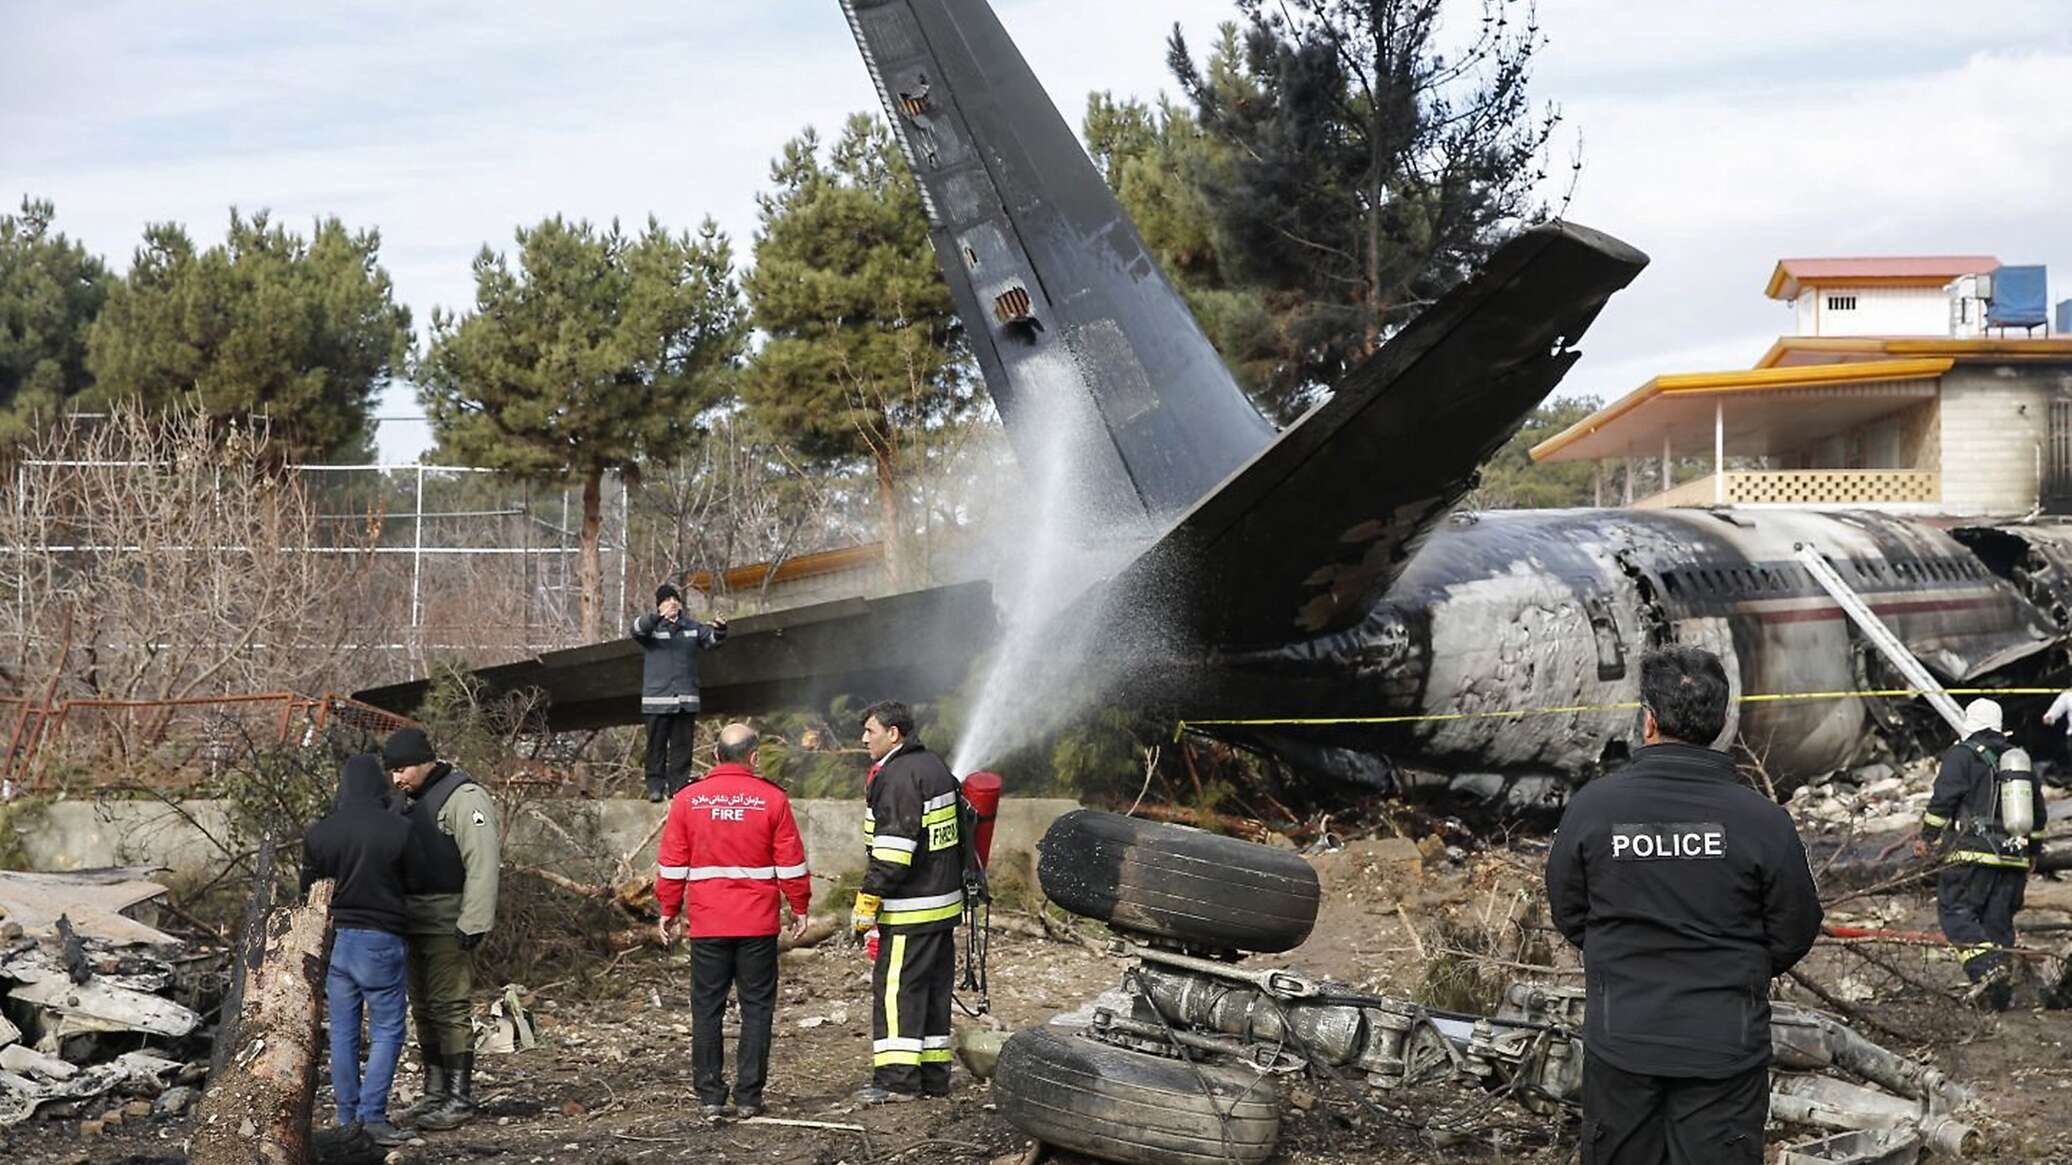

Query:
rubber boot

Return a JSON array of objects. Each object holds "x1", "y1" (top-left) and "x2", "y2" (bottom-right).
[
  {"x1": 398, "y1": 1049, "x2": 448, "y2": 1125},
  {"x1": 415, "y1": 1053, "x2": 477, "y2": 1131}
]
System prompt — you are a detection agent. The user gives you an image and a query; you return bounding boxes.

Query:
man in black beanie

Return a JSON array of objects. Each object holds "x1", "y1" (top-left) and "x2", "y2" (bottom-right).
[
  {"x1": 631, "y1": 582, "x2": 728, "y2": 801},
  {"x1": 383, "y1": 727, "x2": 500, "y2": 1132}
]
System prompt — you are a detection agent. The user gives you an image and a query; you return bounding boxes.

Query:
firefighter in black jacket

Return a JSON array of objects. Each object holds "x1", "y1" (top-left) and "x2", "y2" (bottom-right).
[
  {"x1": 849, "y1": 700, "x2": 964, "y2": 1104},
  {"x1": 1918, "y1": 698, "x2": 2045, "y2": 1010},
  {"x1": 631, "y1": 582, "x2": 727, "y2": 801},
  {"x1": 1546, "y1": 646, "x2": 1823, "y2": 1165}
]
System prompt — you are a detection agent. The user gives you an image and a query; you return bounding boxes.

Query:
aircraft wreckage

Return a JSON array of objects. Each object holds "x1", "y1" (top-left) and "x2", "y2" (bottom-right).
[
  {"x1": 360, "y1": 0, "x2": 2072, "y2": 797},
  {"x1": 1007, "y1": 810, "x2": 1983, "y2": 1165}
]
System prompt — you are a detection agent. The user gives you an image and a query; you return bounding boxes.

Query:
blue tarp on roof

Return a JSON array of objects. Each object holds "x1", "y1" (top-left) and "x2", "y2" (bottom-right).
[{"x1": 1988, "y1": 264, "x2": 2048, "y2": 329}]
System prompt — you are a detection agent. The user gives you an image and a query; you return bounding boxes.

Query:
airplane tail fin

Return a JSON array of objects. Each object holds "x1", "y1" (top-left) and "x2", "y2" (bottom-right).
[
  {"x1": 1108, "y1": 221, "x2": 1650, "y2": 648},
  {"x1": 839, "y1": 0, "x2": 1274, "y2": 523}
]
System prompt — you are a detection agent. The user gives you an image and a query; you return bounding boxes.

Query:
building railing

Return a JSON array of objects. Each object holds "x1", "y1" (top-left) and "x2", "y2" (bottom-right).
[{"x1": 1632, "y1": 470, "x2": 1941, "y2": 509}]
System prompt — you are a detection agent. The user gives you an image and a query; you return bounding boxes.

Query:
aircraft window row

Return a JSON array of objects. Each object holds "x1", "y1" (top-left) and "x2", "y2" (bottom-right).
[{"x1": 1655, "y1": 555, "x2": 1985, "y2": 599}]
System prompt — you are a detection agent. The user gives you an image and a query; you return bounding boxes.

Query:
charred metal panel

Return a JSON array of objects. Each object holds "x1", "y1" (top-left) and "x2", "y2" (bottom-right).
[
  {"x1": 1098, "y1": 223, "x2": 1648, "y2": 653},
  {"x1": 354, "y1": 581, "x2": 1000, "y2": 732},
  {"x1": 838, "y1": 0, "x2": 1274, "y2": 522},
  {"x1": 1953, "y1": 521, "x2": 2072, "y2": 630},
  {"x1": 1204, "y1": 507, "x2": 2062, "y2": 788}
]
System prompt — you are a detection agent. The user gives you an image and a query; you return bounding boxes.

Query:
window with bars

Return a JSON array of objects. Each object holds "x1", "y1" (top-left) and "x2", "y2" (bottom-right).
[{"x1": 1827, "y1": 294, "x2": 1858, "y2": 311}]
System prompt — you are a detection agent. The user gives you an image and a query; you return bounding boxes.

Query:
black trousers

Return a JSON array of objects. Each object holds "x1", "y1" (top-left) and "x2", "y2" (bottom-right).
[
  {"x1": 1937, "y1": 862, "x2": 2027, "y2": 1002},
  {"x1": 691, "y1": 935, "x2": 778, "y2": 1107},
  {"x1": 871, "y1": 928, "x2": 955, "y2": 1094},
  {"x1": 643, "y1": 712, "x2": 697, "y2": 797},
  {"x1": 1581, "y1": 1051, "x2": 1766, "y2": 1165}
]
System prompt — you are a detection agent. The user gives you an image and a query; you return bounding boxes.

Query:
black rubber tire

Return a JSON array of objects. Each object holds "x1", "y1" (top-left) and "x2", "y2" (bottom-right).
[
  {"x1": 993, "y1": 1028, "x2": 1281, "y2": 1165},
  {"x1": 1036, "y1": 809, "x2": 1320, "y2": 953}
]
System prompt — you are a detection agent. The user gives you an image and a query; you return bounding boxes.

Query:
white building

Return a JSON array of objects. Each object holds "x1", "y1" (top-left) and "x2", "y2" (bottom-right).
[
  {"x1": 1535, "y1": 255, "x2": 2072, "y2": 516},
  {"x1": 1767, "y1": 256, "x2": 1998, "y2": 338}
]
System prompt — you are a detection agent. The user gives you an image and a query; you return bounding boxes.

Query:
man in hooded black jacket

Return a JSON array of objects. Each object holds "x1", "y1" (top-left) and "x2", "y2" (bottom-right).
[{"x1": 303, "y1": 754, "x2": 426, "y2": 1148}]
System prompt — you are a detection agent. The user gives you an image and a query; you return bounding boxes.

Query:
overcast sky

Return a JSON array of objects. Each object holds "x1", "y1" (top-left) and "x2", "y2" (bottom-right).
[{"x1": 6, "y1": 1, "x2": 2070, "y2": 463}]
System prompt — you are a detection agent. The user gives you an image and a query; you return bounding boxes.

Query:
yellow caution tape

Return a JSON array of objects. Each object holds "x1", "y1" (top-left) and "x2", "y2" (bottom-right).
[{"x1": 1173, "y1": 687, "x2": 2069, "y2": 740}]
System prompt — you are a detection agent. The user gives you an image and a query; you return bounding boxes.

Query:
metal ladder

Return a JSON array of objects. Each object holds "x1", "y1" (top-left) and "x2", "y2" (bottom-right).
[{"x1": 1793, "y1": 543, "x2": 1967, "y2": 737}]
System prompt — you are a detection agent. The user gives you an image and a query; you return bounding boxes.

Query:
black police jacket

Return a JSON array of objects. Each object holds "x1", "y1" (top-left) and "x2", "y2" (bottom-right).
[{"x1": 1545, "y1": 742, "x2": 1823, "y2": 1078}]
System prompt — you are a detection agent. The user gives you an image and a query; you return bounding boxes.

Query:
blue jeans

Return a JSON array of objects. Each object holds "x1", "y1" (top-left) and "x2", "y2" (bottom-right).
[{"x1": 327, "y1": 927, "x2": 408, "y2": 1124}]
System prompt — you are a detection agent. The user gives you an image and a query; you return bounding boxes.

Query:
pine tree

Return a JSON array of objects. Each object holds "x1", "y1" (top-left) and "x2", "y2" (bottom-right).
[
  {"x1": 1165, "y1": 0, "x2": 1564, "y2": 421},
  {"x1": 0, "y1": 197, "x2": 110, "y2": 446},
  {"x1": 418, "y1": 215, "x2": 746, "y2": 642},
  {"x1": 742, "y1": 115, "x2": 973, "y2": 589},
  {"x1": 86, "y1": 209, "x2": 412, "y2": 461}
]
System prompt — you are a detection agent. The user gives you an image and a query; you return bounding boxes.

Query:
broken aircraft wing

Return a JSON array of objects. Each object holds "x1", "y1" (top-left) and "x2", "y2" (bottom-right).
[
  {"x1": 355, "y1": 581, "x2": 998, "y2": 731},
  {"x1": 1102, "y1": 222, "x2": 1649, "y2": 649}
]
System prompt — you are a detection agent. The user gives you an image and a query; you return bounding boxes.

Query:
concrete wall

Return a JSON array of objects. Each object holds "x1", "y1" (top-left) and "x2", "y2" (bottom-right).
[
  {"x1": 1938, "y1": 364, "x2": 2068, "y2": 514},
  {"x1": 10, "y1": 796, "x2": 1082, "y2": 887}
]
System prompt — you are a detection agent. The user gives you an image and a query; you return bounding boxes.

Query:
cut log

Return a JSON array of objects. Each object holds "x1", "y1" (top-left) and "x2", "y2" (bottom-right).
[{"x1": 190, "y1": 878, "x2": 332, "y2": 1165}]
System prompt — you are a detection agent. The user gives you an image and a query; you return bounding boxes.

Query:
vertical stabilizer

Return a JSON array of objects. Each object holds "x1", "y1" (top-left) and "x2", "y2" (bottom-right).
[{"x1": 839, "y1": 0, "x2": 1274, "y2": 521}]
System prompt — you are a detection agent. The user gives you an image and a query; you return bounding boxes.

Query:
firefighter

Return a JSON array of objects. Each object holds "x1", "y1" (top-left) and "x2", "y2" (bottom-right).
[
  {"x1": 655, "y1": 723, "x2": 812, "y2": 1120},
  {"x1": 631, "y1": 583, "x2": 728, "y2": 801},
  {"x1": 850, "y1": 700, "x2": 963, "y2": 1104},
  {"x1": 1918, "y1": 698, "x2": 2045, "y2": 1010},
  {"x1": 1545, "y1": 646, "x2": 1823, "y2": 1164}
]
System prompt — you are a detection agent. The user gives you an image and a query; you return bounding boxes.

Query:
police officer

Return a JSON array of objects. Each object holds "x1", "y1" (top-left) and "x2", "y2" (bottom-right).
[
  {"x1": 384, "y1": 727, "x2": 501, "y2": 1132},
  {"x1": 849, "y1": 700, "x2": 963, "y2": 1105},
  {"x1": 1545, "y1": 646, "x2": 1823, "y2": 1164},
  {"x1": 1918, "y1": 698, "x2": 2045, "y2": 1010}
]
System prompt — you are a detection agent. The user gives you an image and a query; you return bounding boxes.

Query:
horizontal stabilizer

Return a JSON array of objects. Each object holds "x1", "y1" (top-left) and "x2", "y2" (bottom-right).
[
  {"x1": 354, "y1": 582, "x2": 999, "y2": 732},
  {"x1": 1107, "y1": 221, "x2": 1649, "y2": 649}
]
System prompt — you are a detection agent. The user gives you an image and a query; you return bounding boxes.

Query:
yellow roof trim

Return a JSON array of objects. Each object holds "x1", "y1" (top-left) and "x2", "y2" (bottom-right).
[
  {"x1": 1529, "y1": 358, "x2": 1952, "y2": 463},
  {"x1": 689, "y1": 541, "x2": 886, "y2": 593},
  {"x1": 1757, "y1": 336, "x2": 2072, "y2": 369}
]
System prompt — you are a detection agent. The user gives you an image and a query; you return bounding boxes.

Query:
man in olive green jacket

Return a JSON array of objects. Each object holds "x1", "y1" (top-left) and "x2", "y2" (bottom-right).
[{"x1": 383, "y1": 727, "x2": 500, "y2": 1132}]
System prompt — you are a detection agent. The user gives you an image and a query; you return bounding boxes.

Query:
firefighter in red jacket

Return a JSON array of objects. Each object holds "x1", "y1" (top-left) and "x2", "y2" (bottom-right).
[
  {"x1": 850, "y1": 699, "x2": 965, "y2": 1104},
  {"x1": 656, "y1": 723, "x2": 811, "y2": 1120}
]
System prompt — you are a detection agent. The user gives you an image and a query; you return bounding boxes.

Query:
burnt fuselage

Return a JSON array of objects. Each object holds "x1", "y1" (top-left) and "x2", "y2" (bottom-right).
[{"x1": 1214, "y1": 508, "x2": 2059, "y2": 786}]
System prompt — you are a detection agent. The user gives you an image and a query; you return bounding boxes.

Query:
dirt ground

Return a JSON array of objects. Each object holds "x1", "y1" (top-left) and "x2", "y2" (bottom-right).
[{"x1": 10, "y1": 839, "x2": 2072, "y2": 1165}]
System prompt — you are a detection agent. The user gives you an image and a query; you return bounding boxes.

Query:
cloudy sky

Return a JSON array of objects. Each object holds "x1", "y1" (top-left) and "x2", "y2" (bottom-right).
[{"x1": 6, "y1": 1, "x2": 2070, "y2": 461}]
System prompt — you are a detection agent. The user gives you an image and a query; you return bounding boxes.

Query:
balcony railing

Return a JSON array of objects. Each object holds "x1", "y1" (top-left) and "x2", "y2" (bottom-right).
[{"x1": 1633, "y1": 470, "x2": 1941, "y2": 509}]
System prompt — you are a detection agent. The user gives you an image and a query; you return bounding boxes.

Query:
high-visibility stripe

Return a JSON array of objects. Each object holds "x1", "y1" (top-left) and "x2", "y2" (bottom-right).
[
  {"x1": 922, "y1": 1035, "x2": 952, "y2": 1049},
  {"x1": 882, "y1": 901, "x2": 964, "y2": 926},
  {"x1": 921, "y1": 805, "x2": 958, "y2": 827},
  {"x1": 872, "y1": 835, "x2": 917, "y2": 853},
  {"x1": 656, "y1": 864, "x2": 691, "y2": 879},
  {"x1": 874, "y1": 1050, "x2": 922, "y2": 1066},
  {"x1": 1921, "y1": 812, "x2": 1951, "y2": 827},
  {"x1": 919, "y1": 1049, "x2": 953, "y2": 1063},
  {"x1": 873, "y1": 1037, "x2": 923, "y2": 1053},
  {"x1": 885, "y1": 933, "x2": 907, "y2": 1062},
  {"x1": 775, "y1": 862, "x2": 808, "y2": 879},
  {"x1": 922, "y1": 790, "x2": 958, "y2": 812},
  {"x1": 884, "y1": 889, "x2": 963, "y2": 911},
  {"x1": 686, "y1": 866, "x2": 781, "y2": 880},
  {"x1": 871, "y1": 847, "x2": 915, "y2": 866},
  {"x1": 1944, "y1": 850, "x2": 2030, "y2": 869}
]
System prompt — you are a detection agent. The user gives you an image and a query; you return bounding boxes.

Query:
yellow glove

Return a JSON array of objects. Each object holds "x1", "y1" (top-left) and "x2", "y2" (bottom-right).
[{"x1": 851, "y1": 892, "x2": 881, "y2": 937}]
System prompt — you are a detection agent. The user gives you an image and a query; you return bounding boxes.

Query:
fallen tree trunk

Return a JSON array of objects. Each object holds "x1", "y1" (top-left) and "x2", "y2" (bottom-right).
[{"x1": 191, "y1": 878, "x2": 333, "y2": 1165}]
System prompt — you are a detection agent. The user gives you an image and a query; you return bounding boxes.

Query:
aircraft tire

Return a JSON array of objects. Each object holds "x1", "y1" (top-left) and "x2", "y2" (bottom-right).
[
  {"x1": 1036, "y1": 809, "x2": 1319, "y2": 953},
  {"x1": 993, "y1": 1027, "x2": 1281, "y2": 1165}
]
